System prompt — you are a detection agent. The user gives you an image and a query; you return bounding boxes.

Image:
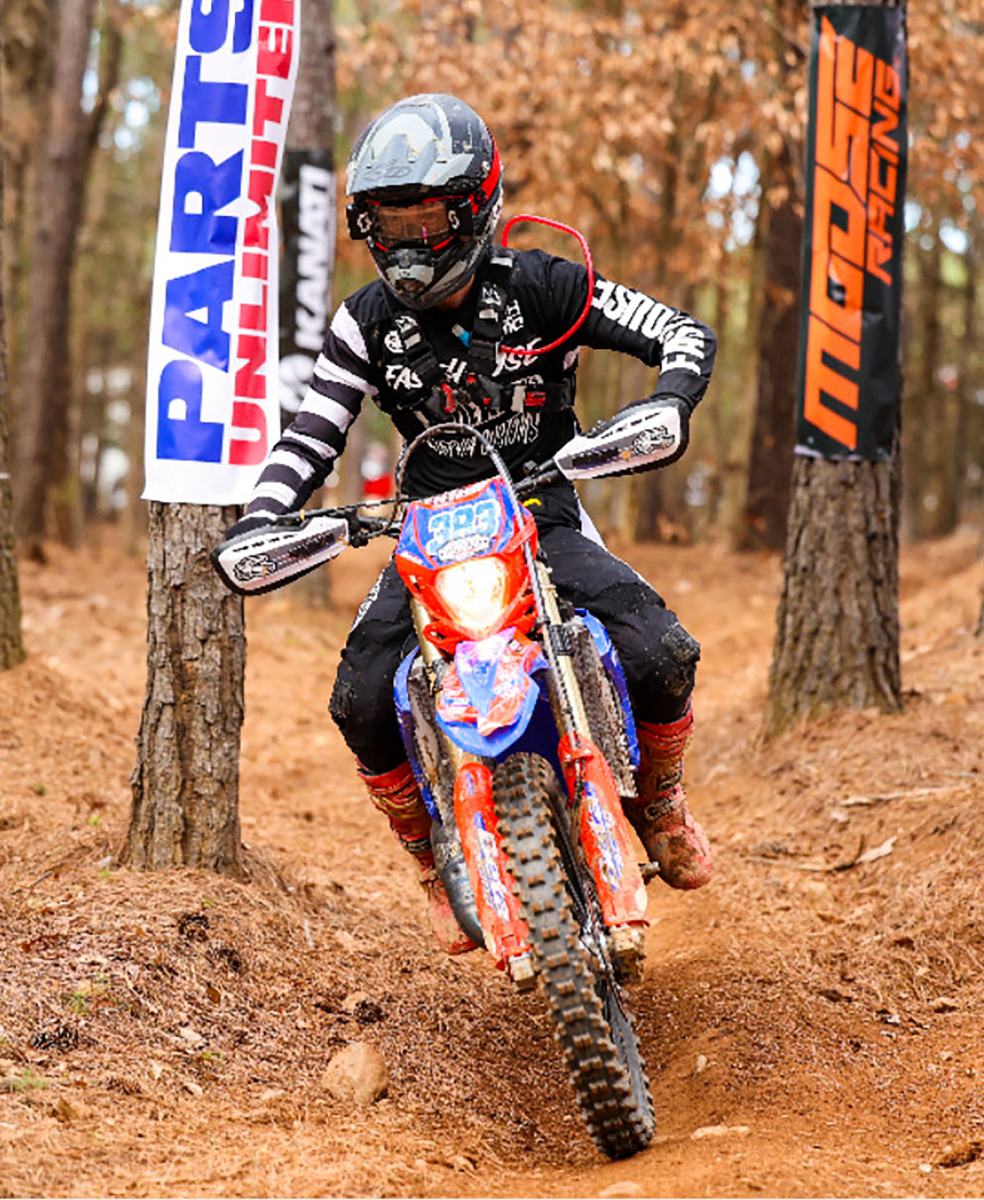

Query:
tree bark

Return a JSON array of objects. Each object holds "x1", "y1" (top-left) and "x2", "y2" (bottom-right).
[
  {"x1": 740, "y1": 139, "x2": 802, "y2": 552},
  {"x1": 0, "y1": 48, "x2": 25, "y2": 672},
  {"x1": 903, "y1": 227, "x2": 944, "y2": 540},
  {"x1": 125, "y1": 504, "x2": 246, "y2": 877},
  {"x1": 765, "y1": 0, "x2": 903, "y2": 737},
  {"x1": 13, "y1": 0, "x2": 98, "y2": 559},
  {"x1": 52, "y1": 0, "x2": 125, "y2": 549},
  {"x1": 765, "y1": 453, "x2": 901, "y2": 734},
  {"x1": 2, "y1": 0, "x2": 57, "y2": 395},
  {"x1": 632, "y1": 113, "x2": 681, "y2": 544}
]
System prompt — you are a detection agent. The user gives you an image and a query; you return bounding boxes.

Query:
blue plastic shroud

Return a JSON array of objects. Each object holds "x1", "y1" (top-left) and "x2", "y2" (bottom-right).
[{"x1": 394, "y1": 611, "x2": 638, "y2": 820}]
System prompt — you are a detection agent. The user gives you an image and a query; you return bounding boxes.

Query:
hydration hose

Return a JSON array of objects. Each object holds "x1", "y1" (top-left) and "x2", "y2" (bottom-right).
[{"x1": 499, "y1": 215, "x2": 594, "y2": 357}]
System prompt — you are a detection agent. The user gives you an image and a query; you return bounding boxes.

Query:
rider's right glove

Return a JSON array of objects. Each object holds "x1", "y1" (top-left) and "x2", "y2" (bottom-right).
[{"x1": 555, "y1": 396, "x2": 690, "y2": 481}]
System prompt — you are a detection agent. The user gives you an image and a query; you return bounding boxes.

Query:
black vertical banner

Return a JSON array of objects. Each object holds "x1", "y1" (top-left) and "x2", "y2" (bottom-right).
[
  {"x1": 279, "y1": 148, "x2": 336, "y2": 418},
  {"x1": 795, "y1": 6, "x2": 908, "y2": 460}
]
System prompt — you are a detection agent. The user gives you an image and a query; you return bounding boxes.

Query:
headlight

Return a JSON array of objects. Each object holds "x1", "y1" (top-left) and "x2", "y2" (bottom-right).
[{"x1": 434, "y1": 557, "x2": 508, "y2": 639}]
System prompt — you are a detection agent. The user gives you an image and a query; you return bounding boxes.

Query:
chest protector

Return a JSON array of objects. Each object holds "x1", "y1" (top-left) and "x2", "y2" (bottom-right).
[{"x1": 378, "y1": 250, "x2": 574, "y2": 437}]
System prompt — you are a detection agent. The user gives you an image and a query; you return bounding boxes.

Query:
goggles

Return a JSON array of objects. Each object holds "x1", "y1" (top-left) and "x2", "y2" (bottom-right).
[{"x1": 347, "y1": 193, "x2": 476, "y2": 248}]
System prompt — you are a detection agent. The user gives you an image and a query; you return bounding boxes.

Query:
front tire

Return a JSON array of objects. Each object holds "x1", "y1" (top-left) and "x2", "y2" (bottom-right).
[{"x1": 493, "y1": 752, "x2": 654, "y2": 1159}]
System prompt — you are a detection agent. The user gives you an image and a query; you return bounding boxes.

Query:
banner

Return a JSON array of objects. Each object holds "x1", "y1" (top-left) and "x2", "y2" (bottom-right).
[
  {"x1": 278, "y1": 148, "x2": 336, "y2": 419},
  {"x1": 144, "y1": 0, "x2": 300, "y2": 504},
  {"x1": 795, "y1": 5, "x2": 907, "y2": 461}
]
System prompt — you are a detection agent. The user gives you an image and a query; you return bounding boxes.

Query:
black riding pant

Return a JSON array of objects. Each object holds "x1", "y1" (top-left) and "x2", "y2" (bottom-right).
[{"x1": 329, "y1": 521, "x2": 700, "y2": 775}]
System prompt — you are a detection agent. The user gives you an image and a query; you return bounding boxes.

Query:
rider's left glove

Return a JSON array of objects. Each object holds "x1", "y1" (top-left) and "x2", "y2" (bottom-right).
[
  {"x1": 556, "y1": 396, "x2": 690, "y2": 481},
  {"x1": 223, "y1": 510, "x2": 279, "y2": 541}
]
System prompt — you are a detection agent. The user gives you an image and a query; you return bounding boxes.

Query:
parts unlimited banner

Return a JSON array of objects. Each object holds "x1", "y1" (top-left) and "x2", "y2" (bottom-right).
[
  {"x1": 795, "y1": 5, "x2": 908, "y2": 461},
  {"x1": 144, "y1": 0, "x2": 299, "y2": 504}
]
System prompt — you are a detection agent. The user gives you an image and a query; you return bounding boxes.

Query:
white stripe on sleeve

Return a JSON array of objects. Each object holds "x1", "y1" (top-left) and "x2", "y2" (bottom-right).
[
  {"x1": 312, "y1": 355, "x2": 375, "y2": 396},
  {"x1": 268, "y1": 448, "x2": 316, "y2": 481},
  {"x1": 304, "y1": 392, "x2": 359, "y2": 431},
  {"x1": 332, "y1": 302, "x2": 370, "y2": 363}
]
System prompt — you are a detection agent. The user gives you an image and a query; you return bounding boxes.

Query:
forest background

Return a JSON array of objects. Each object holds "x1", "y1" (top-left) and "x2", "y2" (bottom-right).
[
  {"x1": 2, "y1": 0, "x2": 982, "y2": 570},
  {"x1": 4, "y1": 7, "x2": 984, "y2": 1192}
]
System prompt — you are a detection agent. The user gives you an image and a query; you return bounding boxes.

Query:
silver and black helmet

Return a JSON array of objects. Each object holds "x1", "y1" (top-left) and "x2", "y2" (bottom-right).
[{"x1": 346, "y1": 94, "x2": 503, "y2": 310}]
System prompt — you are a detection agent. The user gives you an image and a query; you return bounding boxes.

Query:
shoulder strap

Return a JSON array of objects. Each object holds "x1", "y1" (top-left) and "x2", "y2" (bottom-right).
[
  {"x1": 468, "y1": 248, "x2": 515, "y2": 377},
  {"x1": 387, "y1": 311, "x2": 444, "y2": 399}
]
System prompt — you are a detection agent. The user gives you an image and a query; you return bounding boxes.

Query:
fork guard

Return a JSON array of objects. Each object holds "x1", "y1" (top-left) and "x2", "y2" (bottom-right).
[
  {"x1": 558, "y1": 733, "x2": 649, "y2": 929},
  {"x1": 454, "y1": 762, "x2": 531, "y2": 969}
]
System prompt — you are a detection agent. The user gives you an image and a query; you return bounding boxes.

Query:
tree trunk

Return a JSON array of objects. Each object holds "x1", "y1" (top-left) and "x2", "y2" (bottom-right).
[
  {"x1": 51, "y1": 0, "x2": 125, "y2": 549},
  {"x1": 0, "y1": 50, "x2": 25, "y2": 672},
  {"x1": 765, "y1": 0, "x2": 904, "y2": 737},
  {"x1": 740, "y1": 139, "x2": 802, "y2": 551},
  {"x1": 291, "y1": 0, "x2": 335, "y2": 154},
  {"x1": 13, "y1": 0, "x2": 97, "y2": 559},
  {"x1": 903, "y1": 227, "x2": 943, "y2": 540},
  {"x1": 125, "y1": 504, "x2": 246, "y2": 877},
  {"x1": 2, "y1": 0, "x2": 57, "y2": 397},
  {"x1": 766, "y1": 453, "x2": 901, "y2": 734},
  {"x1": 633, "y1": 116, "x2": 681, "y2": 544}
]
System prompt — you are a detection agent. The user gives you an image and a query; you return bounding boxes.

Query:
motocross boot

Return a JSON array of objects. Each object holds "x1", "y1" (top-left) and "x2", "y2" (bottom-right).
[
  {"x1": 358, "y1": 760, "x2": 477, "y2": 955},
  {"x1": 624, "y1": 702, "x2": 713, "y2": 890}
]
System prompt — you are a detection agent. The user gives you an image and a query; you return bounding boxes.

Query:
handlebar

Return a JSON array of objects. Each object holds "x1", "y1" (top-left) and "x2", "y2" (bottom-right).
[{"x1": 272, "y1": 454, "x2": 563, "y2": 536}]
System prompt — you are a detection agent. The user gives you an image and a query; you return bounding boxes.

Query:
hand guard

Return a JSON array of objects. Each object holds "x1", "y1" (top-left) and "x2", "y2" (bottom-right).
[
  {"x1": 556, "y1": 398, "x2": 689, "y2": 481},
  {"x1": 211, "y1": 513, "x2": 350, "y2": 596}
]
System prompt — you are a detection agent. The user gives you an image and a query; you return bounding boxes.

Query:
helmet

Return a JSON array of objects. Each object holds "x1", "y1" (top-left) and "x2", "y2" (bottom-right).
[{"x1": 346, "y1": 94, "x2": 503, "y2": 310}]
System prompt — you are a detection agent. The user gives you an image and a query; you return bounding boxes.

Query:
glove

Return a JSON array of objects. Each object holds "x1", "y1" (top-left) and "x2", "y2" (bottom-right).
[
  {"x1": 556, "y1": 396, "x2": 690, "y2": 481},
  {"x1": 223, "y1": 509, "x2": 279, "y2": 542}
]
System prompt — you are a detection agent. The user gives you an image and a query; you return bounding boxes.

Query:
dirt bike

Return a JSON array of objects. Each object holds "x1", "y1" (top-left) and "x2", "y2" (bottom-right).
[{"x1": 212, "y1": 424, "x2": 656, "y2": 1159}]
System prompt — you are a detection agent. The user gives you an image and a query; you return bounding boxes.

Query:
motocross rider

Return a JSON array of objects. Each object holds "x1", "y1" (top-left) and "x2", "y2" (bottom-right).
[{"x1": 227, "y1": 94, "x2": 716, "y2": 954}]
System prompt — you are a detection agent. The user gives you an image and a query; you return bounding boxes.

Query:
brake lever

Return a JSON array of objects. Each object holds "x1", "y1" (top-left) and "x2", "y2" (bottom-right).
[{"x1": 515, "y1": 460, "x2": 561, "y2": 497}]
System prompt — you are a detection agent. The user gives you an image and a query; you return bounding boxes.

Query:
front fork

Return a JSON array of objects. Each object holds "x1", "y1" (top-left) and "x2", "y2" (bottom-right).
[
  {"x1": 454, "y1": 763, "x2": 534, "y2": 988},
  {"x1": 536, "y1": 564, "x2": 650, "y2": 945},
  {"x1": 409, "y1": 598, "x2": 535, "y2": 989}
]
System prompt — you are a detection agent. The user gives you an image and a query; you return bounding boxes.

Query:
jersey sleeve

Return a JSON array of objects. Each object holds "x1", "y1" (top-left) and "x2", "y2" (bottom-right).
[
  {"x1": 537, "y1": 255, "x2": 717, "y2": 414},
  {"x1": 243, "y1": 301, "x2": 377, "y2": 521}
]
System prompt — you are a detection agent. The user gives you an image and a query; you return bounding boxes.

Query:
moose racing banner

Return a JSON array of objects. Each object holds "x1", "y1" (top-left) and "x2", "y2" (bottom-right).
[
  {"x1": 795, "y1": 5, "x2": 907, "y2": 461},
  {"x1": 278, "y1": 149, "x2": 335, "y2": 419},
  {"x1": 144, "y1": 0, "x2": 300, "y2": 504}
]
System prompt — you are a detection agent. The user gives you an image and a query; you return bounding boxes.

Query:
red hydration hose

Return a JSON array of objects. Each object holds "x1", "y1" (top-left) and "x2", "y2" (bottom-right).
[{"x1": 499, "y1": 215, "x2": 594, "y2": 356}]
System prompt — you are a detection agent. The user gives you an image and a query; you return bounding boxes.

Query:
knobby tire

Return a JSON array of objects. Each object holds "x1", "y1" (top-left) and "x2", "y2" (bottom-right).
[{"x1": 493, "y1": 752, "x2": 655, "y2": 1160}]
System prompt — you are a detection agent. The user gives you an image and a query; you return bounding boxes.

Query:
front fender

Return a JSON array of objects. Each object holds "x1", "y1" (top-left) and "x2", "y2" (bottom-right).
[{"x1": 434, "y1": 629, "x2": 547, "y2": 757}]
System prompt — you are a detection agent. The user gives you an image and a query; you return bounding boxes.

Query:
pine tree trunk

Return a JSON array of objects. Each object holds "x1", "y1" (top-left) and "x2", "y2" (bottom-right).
[
  {"x1": 765, "y1": 0, "x2": 904, "y2": 737},
  {"x1": 903, "y1": 229, "x2": 943, "y2": 539},
  {"x1": 13, "y1": 0, "x2": 98, "y2": 559},
  {"x1": 0, "y1": 56, "x2": 25, "y2": 672},
  {"x1": 633, "y1": 120, "x2": 681, "y2": 544},
  {"x1": 125, "y1": 504, "x2": 246, "y2": 877},
  {"x1": 740, "y1": 139, "x2": 802, "y2": 552},
  {"x1": 766, "y1": 453, "x2": 902, "y2": 734}
]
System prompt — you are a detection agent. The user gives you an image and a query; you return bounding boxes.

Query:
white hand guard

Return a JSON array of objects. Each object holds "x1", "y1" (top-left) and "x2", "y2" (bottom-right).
[
  {"x1": 555, "y1": 400, "x2": 688, "y2": 481},
  {"x1": 211, "y1": 513, "x2": 350, "y2": 596}
]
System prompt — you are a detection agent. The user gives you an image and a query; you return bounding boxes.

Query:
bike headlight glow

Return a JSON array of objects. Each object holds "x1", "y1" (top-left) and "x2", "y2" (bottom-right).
[{"x1": 434, "y1": 557, "x2": 508, "y2": 638}]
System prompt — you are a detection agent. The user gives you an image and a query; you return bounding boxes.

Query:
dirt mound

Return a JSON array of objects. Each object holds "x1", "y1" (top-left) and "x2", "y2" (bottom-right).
[{"x1": 1, "y1": 527, "x2": 983, "y2": 1197}]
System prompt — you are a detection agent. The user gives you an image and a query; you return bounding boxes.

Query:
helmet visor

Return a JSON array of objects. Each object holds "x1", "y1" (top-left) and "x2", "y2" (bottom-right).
[{"x1": 371, "y1": 199, "x2": 455, "y2": 249}]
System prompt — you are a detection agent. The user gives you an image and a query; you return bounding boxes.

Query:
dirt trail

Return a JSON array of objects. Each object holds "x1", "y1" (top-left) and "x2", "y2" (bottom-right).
[{"x1": 1, "y1": 526, "x2": 983, "y2": 1198}]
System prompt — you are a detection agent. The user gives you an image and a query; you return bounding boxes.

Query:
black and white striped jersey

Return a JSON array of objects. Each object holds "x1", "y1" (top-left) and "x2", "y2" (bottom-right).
[{"x1": 243, "y1": 247, "x2": 716, "y2": 521}]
